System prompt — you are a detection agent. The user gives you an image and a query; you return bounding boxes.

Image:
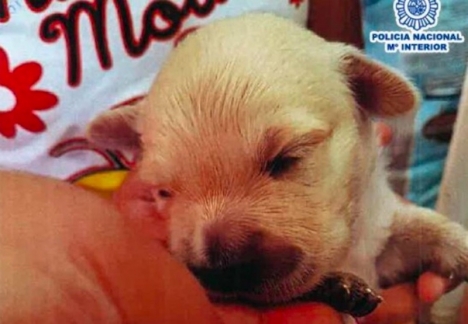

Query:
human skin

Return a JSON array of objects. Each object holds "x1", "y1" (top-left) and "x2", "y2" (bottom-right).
[
  {"x1": 0, "y1": 170, "x2": 343, "y2": 324},
  {"x1": 458, "y1": 286, "x2": 468, "y2": 324}
]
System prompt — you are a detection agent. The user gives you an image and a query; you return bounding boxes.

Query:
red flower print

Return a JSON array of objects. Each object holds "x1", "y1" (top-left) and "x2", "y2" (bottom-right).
[
  {"x1": 289, "y1": 0, "x2": 305, "y2": 8},
  {"x1": 0, "y1": 47, "x2": 58, "y2": 139}
]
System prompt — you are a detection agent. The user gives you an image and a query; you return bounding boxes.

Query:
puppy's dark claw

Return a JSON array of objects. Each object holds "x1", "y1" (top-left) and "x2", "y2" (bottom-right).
[{"x1": 297, "y1": 272, "x2": 382, "y2": 318}]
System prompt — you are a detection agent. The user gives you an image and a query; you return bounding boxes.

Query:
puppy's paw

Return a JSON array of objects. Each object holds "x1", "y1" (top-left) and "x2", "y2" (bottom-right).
[
  {"x1": 377, "y1": 205, "x2": 468, "y2": 290},
  {"x1": 298, "y1": 272, "x2": 382, "y2": 318}
]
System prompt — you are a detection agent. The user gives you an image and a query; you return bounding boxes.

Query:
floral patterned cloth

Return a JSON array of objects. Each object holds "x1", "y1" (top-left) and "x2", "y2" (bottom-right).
[{"x1": 0, "y1": 0, "x2": 309, "y2": 190}]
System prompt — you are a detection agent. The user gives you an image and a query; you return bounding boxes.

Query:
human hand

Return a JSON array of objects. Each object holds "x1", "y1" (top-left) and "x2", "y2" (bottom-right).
[
  {"x1": 0, "y1": 170, "x2": 344, "y2": 324},
  {"x1": 357, "y1": 272, "x2": 454, "y2": 324}
]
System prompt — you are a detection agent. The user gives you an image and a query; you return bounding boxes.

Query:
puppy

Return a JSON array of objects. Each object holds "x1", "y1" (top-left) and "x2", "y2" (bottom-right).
[{"x1": 86, "y1": 13, "x2": 468, "y2": 319}]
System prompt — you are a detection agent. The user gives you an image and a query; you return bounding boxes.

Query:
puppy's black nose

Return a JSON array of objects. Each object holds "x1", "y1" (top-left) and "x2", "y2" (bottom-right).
[
  {"x1": 189, "y1": 226, "x2": 303, "y2": 294},
  {"x1": 189, "y1": 258, "x2": 265, "y2": 294}
]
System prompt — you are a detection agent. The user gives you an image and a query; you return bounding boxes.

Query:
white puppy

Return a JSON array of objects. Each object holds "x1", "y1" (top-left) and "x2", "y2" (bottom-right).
[{"x1": 87, "y1": 13, "x2": 468, "y2": 320}]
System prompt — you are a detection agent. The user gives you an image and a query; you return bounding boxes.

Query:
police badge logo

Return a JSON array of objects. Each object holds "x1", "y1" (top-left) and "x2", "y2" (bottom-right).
[
  {"x1": 371, "y1": 0, "x2": 463, "y2": 53},
  {"x1": 394, "y1": 0, "x2": 440, "y2": 31}
]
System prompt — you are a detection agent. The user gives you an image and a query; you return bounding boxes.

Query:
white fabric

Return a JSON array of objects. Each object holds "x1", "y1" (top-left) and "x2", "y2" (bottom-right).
[
  {"x1": 437, "y1": 66, "x2": 468, "y2": 226},
  {"x1": 430, "y1": 67, "x2": 468, "y2": 324},
  {"x1": 0, "y1": 0, "x2": 309, "y2": 181}
]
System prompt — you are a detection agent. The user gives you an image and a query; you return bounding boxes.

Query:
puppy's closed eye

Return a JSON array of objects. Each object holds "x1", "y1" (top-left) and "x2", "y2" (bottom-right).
[
  {"x1": 265, "y1": 154, "x2": 300, "y2": 178},
  {"x1": 261, "y1": 123, "x2": 330, "y2": 179}
]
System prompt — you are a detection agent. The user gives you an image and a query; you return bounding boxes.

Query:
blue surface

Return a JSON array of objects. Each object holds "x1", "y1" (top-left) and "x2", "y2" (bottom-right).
[{"x1": 362, "y1": 0, "x2": 467, "y2": 208}]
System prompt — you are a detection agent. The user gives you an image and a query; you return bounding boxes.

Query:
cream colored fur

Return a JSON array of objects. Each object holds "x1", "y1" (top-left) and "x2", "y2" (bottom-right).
[{"x1": 87, "y1": 13, "x2": 468, "y2": 323}]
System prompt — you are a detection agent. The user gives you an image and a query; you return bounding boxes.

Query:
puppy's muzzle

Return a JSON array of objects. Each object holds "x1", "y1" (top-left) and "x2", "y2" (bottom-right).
[{"x1": 188, "y1": 226, "x2": 303, "y2": 294}]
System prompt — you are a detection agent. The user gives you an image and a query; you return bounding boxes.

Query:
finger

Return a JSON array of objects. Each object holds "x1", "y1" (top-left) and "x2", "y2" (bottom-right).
[
  {"x1": 215, "y1": 305, "x2": 262, "y2": 324},
  {"x1": 357, "y1": 283, "x2": 419, "y2": 324},
  {"x1": 215, "y1": 303, "x2": 345, "y2": 324},
  {"x1": 374, "y1": 122, "x2": 393, "y2": 147},
  {"x1": 263, "y1": 303, "x2": 345, "y2": 324},
  {"x1": 457, "y1": 286, "x2": 468, "y2": 324},
  {"x1": 417, "y1": 272, "x2": 451, "y2": 304}
]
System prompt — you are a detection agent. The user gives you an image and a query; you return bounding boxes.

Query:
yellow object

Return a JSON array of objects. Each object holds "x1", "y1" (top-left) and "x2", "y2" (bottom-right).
[{"x1": 74, "y1": 169, "x2": 129, "y2": 199}]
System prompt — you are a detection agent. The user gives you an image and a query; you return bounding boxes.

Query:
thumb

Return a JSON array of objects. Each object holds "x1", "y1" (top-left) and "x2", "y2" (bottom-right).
[
  {"x1": 357, "y1": 283, "x2": 419, "y2": 324},
  {"x1": 215, "y1": 303, "x2": 345, "y2": 324},
  {"x1": 263, "y1": 303, "x2": 345, "y2": 324},
  {"x1": 417, "y1": 272, "x2": 453, "y2": 304}
]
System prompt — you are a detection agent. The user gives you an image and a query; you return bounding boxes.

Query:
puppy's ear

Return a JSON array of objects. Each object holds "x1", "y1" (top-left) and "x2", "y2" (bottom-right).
[
  {"x1": 342, "y1": 50, "x2": 420, "y2": 117},
  {"x1": 86, "y1": 99, "x2": 145, "y2": 153}
]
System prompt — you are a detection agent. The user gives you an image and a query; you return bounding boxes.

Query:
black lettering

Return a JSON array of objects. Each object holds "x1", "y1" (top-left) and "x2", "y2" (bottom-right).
[
  {"x1": 145, "y1": 1, "x2": 182, "y2": 41},
  {"x1": 25, "y1": 0, "x2": 52, "y2": 12},
  {"x1": 40, "y1": 0, "x2": 112, "y2": 87},
  {"x1": 182, "y1": 0, "x2": 223, "y2": 17},
  {"x1": 116, "y1": 0, "x2": 184, "y2": 57},
  {"x1": 39, "y1": 0, "x2": 227, "y2": 87}
]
